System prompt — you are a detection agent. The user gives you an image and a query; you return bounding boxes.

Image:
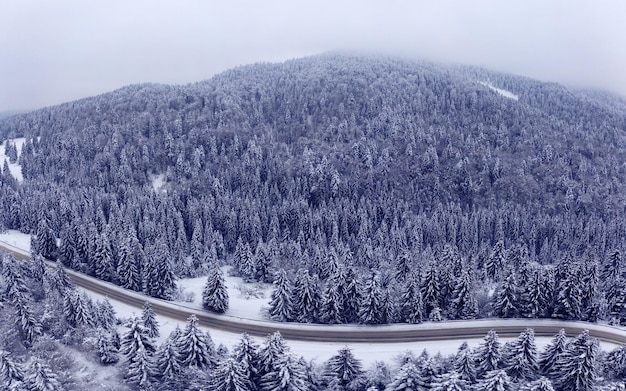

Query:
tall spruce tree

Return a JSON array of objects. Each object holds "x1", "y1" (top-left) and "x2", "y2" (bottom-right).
[
  {"x1": 268, "y1": 269, "x2": 293, "y2": 322},
  {"x1": 202, "y1": 263, "x2": 229, "y2": 314}
]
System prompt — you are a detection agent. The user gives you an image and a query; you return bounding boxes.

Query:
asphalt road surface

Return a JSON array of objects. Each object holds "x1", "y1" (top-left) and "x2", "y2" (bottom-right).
[{"x1": 2, "y1": 241, "x2": 626, "y2": 345}]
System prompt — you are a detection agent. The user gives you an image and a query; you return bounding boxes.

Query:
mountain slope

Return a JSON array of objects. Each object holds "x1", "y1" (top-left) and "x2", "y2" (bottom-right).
[{"x1": 0, "y1": 53, "x2": 625, "y2": 290}]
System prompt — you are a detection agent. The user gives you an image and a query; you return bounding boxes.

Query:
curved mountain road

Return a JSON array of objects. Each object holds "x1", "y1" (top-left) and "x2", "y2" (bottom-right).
[{"x1": 3, "y1": 241, "x2": 626, "y2": 345}]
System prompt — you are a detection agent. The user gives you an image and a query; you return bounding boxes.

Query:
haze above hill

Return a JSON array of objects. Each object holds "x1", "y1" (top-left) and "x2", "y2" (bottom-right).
[{"x1": 1, "y1": 0, "x2": 624, "y2": 112}]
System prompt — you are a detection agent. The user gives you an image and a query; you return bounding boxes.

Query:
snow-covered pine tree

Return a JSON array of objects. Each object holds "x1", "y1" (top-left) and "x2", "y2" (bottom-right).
[
  {"x1": 93, "y1": 232, "x2": 115, "y2": 282},
  {"x1": 421, "y1": 263, "x2": 442, "y2": 316},
  {"x1": 539, "y1": 328, "x2": 568, "y2": 378},
  {"x1": 474, "y1": 369, "x2": 512, "y2": 391},
  {"x1": 258, "y1": 331, "x2": 288, "y2": 379},
  {"x1": 520, "y1": 268, "x2": 550, "y2": 318},
  {"x1": 253, "y1": 241, "x2": 273, "y2": 283},
  {"x1": 97, "y1": 331, "x2": 120, "y2": 365},
  {"x1": 116, "y1": 235, "x2": 141, "y2": 291},
  {"x1": 232, "y1": 333, "x2": 261, "y2": 389},
  {"x1": 526, "y1": 377, "x2": 556, "y2": 391},
  {"x1": 153, "y1": 329, "x2": 182, "y2": 382},
  {"x1": 320, "y1": 277, "x2": 344, "y2": 324},
  {"x1": 398, "y1": 273, "x2": 424, "y2": 324},
  {"x1": 210, "y1": 357, "x2": 253, "y2": 391},
  {"x1": 13, "y1": 296, "x2": 42, "y2": 346},
  {"x1": 475, "y1": 330, "x2": 502, "y2": 378},
  {"x1": 143, "y1": 240, "x2": 176, "y2": 300},
  {"x1": 260, "y1": 353, "x2": 309, "y2": 391},
  {"x1": 358, "y1": 271, "x2": 384, "y2": 325},
  {"x1": 485, "y1": 240, "x2": 506, "y2": 280},
  {"x1": 34, "y1": 218, "x2": 57, "y2": 261},
  {"x1": 95, "y1": 298, "x2": 117, "y2": 330},
  {"x1": 492, "y1": 272, "x2": 520, "y2": 318},
  {"x1": 385, "y1": 360, "x2": 428, "y2": 391},
  {"x1": 202, "y1": 263, "x2": 229, "y2": 314},
  {"x1": 141, "y1": 301, "x2": 159, "y2": 338},
  {"x1": 120, "y1": 316, "x2": 156, "y2": 361},
  {"x1": 177, "y1": 314, "x2": 215, "y2": 369},
  {"x1": 23, "y1": 359, "x2": 60, "y2": 391},
  {"x1": 0, "y1": 350, "x2": 24, "y2": 387},
  {"x1": 323, "y1": 347, "x2": 365, "y2": 391},
  {"x1": 291, "y1": 268, "x2": 321, "y2": 323},
  {"x1": 503, "y1": 328, "x2": 538, "y2": 381},
  {"x1": 449, "y1": 271, "x2": 478, "y2": 320},
  {"x1": 125, "y1": 346, "x2": 154, "y2": 390},
  {"x1": 268, "y1": 269, "x2": 293, "y2": 322},
  {"x1": 394, "y1": 246, "x2": 412, "y2": 282},
  {"x1": 431, "y1": 371, "x2": 469, "y2": 391},
  {"x1": 553, "y1": 330, "x2": 598, "y2": 391},
  {"x1": 454, "y1": 342, "x2": 477, "y2": 383}
]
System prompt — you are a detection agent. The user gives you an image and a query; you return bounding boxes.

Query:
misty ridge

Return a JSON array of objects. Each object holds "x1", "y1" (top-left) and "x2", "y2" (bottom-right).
[{"x1": 1, "y1": 53, "x2": 626, "y2": 390}]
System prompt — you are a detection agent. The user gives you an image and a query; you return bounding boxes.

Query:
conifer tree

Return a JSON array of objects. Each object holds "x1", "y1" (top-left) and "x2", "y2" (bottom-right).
[
  {"x1": 177, "y1": 314, "x2": 215, "y2": 369},
  {"x1": 449, "y1": 271, "x2": 478, "y2": 320},
  {"x1": 398, "y1": 273, "x2": 424, "y2": 323},
  {"x1": 153, "y1": 330, "x2": 182, "y2": 382},
  {"x1": 0, "y1": 350, "x2": 24, "y2": 387},
  {"x1": 492, "y1": 273, "x2": 520, "y2": 318},
  {"x1": 320, "y1": 278, "x2": 344, "y2": 324},
  {"x1": 553, "y1": 330, "x2": 598, "y2": 391},
  {"x1": 292, "y1": 268, "x2": 321, "y2": 323},
  {"x1": 454, "y1": 342, "x2": 477, "y2": 383},
  {"x1": 421, "y1": 264, "x2": 442, "y2": 315},
  {"x1": 116, "y1": 235, "x2": 141, "y2": 291},
  {"x1": 202, "y1": 263, "x2": 229, "y2": 314},
  {"x1": 93, "y1": 232, "x2": 115, "y2": 282},
  {"x1": 385, "y1": 360, "x2": 428, "y2": 391},
  {"x1": 475, "y1": 330, "x2": 502, "y2": 378},
  {"x1": 260, "y1": 353, "x2": 309, "y2": 391},
  {"x1": 97, "y1": 331, "x2": 120, "y2": 365},
  {"x1": 125, "y1": 347, "x2": 154, "y2": 390},
  {"x1": 120, "y1": 316, "x2": 156, "y2": 361},
  {"x1": 232, "y1": 333, "x2": 261, "y2": 389},
  {"x1": 24, "y1": 359, "x2": 60, "y2": 391},
  {"x1": 526, "y1": 377, "x2": 555, "y2": 391},
  {"x1": 141, "y1": 301, "x2": 159, "y2": 338},
  {"x1": 343, "y1": 267, "x2": 362, "y2": 323},
  {"x1": 95, "y1": 298, "x2": 117, "y2": 330},
  {"x1": 210, "y1": 357, "x2": 253, "y2": 391},
  {"x1": 539, "y1": 329, "x2": 568, "y2": 378},
  {"x1": 475, "y1": 369, "x2": 512, "y2": 391},
  {"x1": 323, "y1": 347, "x2": 365, "y2": 391},
  {"x1": 359, "y1": 271, "x2": 384, "y2": 325},
  {"x1": 431, "y1": 371, "x2": 469, "y2": 391},
  {"x1": 268, "y1": 269, "x2": 293, "y2": 322},
  {"x1": 503, "y1": 328, "x2": 538, "y2": 381},
  {"x1": 258, "y1": 331, "x2": 288, "y2": 379}
]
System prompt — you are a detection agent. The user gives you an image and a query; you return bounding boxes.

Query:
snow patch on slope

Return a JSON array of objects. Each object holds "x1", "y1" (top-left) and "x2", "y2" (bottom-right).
[
  {"x1": 149, "y1": 173, "x2": 166, "y2": 193},
  {"x1": 0, "y1": 137, "x2": 26, "y2": 182},
  {"x1": 479, "y1": 81, "x2": 519, "y2": 101}
]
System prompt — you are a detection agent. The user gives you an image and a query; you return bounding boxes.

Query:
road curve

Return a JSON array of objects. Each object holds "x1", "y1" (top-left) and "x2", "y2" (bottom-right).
[{"x1": 2, "y1": 241, "x2": 626, "y2": 345}]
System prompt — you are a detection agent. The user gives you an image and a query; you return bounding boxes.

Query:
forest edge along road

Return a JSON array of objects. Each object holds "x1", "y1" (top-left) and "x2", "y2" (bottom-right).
[{"x1": 2, "y1": 241, "x2": 626, "y2": 345}]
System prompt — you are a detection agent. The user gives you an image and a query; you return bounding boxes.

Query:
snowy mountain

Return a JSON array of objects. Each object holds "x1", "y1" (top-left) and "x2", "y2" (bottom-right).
[{"x1": 1, "y1": 53, "x2": 626, "y2": 390}]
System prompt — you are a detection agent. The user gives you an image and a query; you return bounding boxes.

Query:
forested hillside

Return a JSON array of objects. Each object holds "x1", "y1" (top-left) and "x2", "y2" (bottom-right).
[
  {"x1": 2, "y1": 53, "x2": 626, "y2": 389},
  {"x1": 1, "y1": 53, "x2": 626, "y2": 326}
]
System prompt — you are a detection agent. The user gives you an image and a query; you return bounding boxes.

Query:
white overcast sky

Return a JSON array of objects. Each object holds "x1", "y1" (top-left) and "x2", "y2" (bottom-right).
[{"x1": 1, "y1": 0, "x2": 625, "y2": 112}]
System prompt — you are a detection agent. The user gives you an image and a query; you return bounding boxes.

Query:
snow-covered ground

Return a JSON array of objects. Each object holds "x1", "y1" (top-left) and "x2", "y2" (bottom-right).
[
  {"x1": 479, "y1": 81, "x2": 519, "y2": 101},
  {"x1": 149, "y1": 173, "x2": 166, "y2": 193},
  {"x1": 0, "y1": 229, "x2": 31, "y2": 255},
  {"x1": 0, "y1": 137, "x2": 26, "y2": 182},
  {"x1": 1, "y1": 230, "x2": 622, "y2": 367}
]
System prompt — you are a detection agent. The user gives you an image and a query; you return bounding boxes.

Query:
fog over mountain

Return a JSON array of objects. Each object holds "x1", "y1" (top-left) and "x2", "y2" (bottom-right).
[{"x1": 1, "y1": 0, "x2": 625, "y2": 112}]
